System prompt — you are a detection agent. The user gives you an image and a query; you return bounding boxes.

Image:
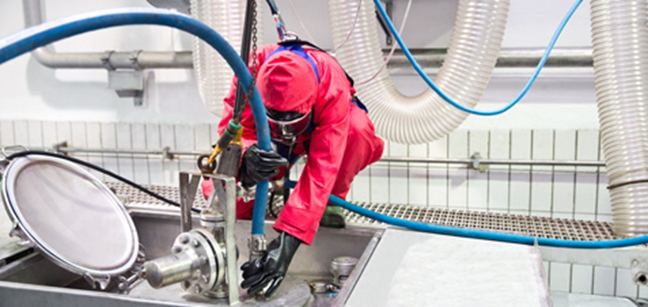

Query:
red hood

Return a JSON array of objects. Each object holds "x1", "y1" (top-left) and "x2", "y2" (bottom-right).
[{"x1": 257, "y1": 50, "x2": 319, "y2": 114}]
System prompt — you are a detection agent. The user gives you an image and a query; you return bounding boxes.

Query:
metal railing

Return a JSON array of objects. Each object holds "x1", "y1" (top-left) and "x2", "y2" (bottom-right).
[{"x1": 13, "y1": 144, "x2": 606, "y2": 169}]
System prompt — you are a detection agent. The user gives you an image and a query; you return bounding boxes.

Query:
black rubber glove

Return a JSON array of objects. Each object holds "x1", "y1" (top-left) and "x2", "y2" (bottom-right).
[
  {"x1": 241, "y1": 232, "x2": 302, "y2": 297},
  {"x1": 239, "y1": 144, "x2": 287, "y2": 188}
]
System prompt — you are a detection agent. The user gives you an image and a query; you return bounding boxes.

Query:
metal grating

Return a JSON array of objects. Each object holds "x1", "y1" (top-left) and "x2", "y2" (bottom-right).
[
  {"x1": 108, "y1": 181, "x2": 619, "y2": 242},
  {"x1": 106, "y1": 181, "x2": 209, "y2": 210},
  {"x1": 344, "y1": 202, "x2": 619, "y2": 241}
]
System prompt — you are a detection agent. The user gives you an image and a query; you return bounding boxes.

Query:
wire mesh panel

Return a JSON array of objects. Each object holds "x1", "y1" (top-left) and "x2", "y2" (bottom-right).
[
  {"x1": 343, "y1": 202, "x2": 617, "y2": 241},
  {"x1": 105, "y1": 182, "x2": 209, "y2": 210}
]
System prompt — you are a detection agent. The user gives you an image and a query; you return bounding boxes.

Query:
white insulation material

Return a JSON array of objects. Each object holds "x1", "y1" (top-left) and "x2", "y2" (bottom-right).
[{"x1": 347, "y1": 229, "x2": 550, "y2": 307}]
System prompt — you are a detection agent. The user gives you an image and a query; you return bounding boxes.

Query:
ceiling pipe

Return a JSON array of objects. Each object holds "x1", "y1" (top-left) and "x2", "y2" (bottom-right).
[
  {"x1": 22, "y1": 0, "x2": 593, "y2": 71},
  {"x1": 387, "y1": 47, "x2": 593, "y2": 69},
  {"x1": 22, "y1": 0, "x2": 193, "y2": 70}
]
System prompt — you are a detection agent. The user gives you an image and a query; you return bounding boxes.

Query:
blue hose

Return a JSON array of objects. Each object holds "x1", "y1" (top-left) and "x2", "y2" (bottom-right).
[
  {"x1": 0, "y1": 7, "x2": 271, "y2": 236},
  {"x1": 373, "y1": 0, "x2": 583, "y2": 116},
  {"x1": 285, "y1": 181, "x2": 648, "y2": 249},
  {"x1": 4, "y1": 7, "x2": 641, "y2": 250}
]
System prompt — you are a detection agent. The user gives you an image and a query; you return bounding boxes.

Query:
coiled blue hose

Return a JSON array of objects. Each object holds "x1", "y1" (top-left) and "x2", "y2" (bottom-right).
[
  {"x1": 373, "y1": 0, "x2": 584, "y2": 116},
  {"x1": 285, "y1": 181, "x2": 648, "y2": 249},
  {"x1": 0, "y1": 7, "x2": 271, "y2": 236}
]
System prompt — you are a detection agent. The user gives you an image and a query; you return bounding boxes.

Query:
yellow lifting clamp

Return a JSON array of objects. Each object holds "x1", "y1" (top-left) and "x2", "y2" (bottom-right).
[{"x1": 197, "y1": 120, "x2": 242, "y2": 174}]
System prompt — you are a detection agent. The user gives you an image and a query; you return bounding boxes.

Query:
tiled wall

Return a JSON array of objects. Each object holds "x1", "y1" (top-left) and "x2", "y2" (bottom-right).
[
  {"x1": 0, "y1": 120, "x2": 644, "y2": 299},
  {"x1": 350, "y1": 129, "x2": 610, "y2": 222}
]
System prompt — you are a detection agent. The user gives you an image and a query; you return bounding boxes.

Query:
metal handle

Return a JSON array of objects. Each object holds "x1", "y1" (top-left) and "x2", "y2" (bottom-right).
[{"x1": 1, "y1": 145, "x2": 29, "y2": 159}]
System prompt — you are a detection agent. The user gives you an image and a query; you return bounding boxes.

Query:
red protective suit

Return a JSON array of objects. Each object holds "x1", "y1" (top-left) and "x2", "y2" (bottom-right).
[{"x1": 204, "y1": 44, "x2": 384, "y2": 245}]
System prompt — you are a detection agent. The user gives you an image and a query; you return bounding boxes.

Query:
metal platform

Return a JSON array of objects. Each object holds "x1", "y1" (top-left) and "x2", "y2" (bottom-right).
[
  {"x1": 106, "y1": 181, "x2": 209, "y2": 209},
  {"x1": 107, "y1": 182, "x2": 619, "y2": 242},
  {"x1": 344, "y1": 203, "x2": 618, "y2": 241}
]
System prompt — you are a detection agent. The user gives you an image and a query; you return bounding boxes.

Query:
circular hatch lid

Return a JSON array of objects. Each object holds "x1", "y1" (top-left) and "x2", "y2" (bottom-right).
[{"x1": 2, "y1": 156, "x2": 139, "y2": 279}]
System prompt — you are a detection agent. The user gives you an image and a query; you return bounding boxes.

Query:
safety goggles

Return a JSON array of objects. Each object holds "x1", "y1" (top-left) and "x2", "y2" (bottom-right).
[{"x1": 266, "y1": 108, "x2": 312, "y2": 146}]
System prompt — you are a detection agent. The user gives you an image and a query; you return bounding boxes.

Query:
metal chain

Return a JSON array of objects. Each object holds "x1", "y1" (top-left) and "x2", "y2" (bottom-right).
[{"x1": 235, "y1": 0, "x2": 258, "y2": 123}]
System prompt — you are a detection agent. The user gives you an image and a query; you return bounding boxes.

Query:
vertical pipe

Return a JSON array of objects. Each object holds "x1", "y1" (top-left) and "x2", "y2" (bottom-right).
[
  {"x1": 590, "y1": 0, "x2": 648, "y2": 236},
  {"x1": 191, "y1": 0, "x2": 263, "y2": 116}
]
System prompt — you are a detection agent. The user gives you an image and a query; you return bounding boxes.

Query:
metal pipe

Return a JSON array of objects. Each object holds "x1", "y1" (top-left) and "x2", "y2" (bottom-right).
[
  {"x1": 30, "y1": 48, "x2": 193, "y2": 69},
  {"x1": 143, "y1": 249, "x2": 197, "y2": 289},
  {"x1": 25, "y1": 145, "x2": 606, "y2": 168},
  {"x1": 380, "y1": 157, "x2": 605, "y2": 167},
  {"x1": 23, "y1": 0, "x2": 591, "y2": 71},
  {"x1": 23, "y1": 0, "x2": 592, "y2": 71},
  {"x1": 55, "y1": 146, "x2": 201, "y2": 158},
  {"x1": 22, "y1": 0, "x2": 193, "y2": 70},
  {"x1": 386, "y1": 47, "x2": 593, "y2": 69}
]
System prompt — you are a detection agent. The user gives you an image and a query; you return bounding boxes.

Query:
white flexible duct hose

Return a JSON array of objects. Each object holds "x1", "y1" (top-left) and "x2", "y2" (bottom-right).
[
  {"x1": 590, "y1": 0, "x2": 648, "y2": 236},
  {"x1": 191, "y1": 0, "x2": 263, "y2": 116},
  {"x1": 328, "y1": 0, "x2": 510, "y2": 144}
]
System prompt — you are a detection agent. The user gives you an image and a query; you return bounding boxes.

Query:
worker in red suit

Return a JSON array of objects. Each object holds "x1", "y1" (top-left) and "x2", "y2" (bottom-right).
[{"x1": 204, "y1": 41, "x2": 384, "y2": 297}]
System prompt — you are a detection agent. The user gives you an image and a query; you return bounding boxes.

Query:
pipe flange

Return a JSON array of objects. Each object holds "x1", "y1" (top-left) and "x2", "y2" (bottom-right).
[
  {"x1": 161, "y1": 146, "x2": 174, "y2": 160},
  {"x1": 194, "y1": 228, "x2": 225, "y2": 296},
  {"x1": 100, "y1": 50, "x2": 115, "y2": 71},
  {"x1": 173, "y1": 229, "x2": 224, "y2": 295},
  {"x1": 129, "y1": 50, "x2": 143, "y2": 71},
  {"x1": 200, "y1": 212, "x2": 225, "y2": 229}
]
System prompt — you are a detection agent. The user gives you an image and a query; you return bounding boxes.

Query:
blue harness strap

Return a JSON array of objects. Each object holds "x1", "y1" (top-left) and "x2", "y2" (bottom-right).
[
  {"x1": 278, "y1": 40, "x2": 356, "y2": 87},
  {"x1": 277, "y1": 143, "x2": 302, "y2": 165},
  {"x1": 352, "y1": 96, "x2": 369, "y2": 114},
  {"x1": 266, "y1": 42, "x2": 321, "y2": 84}
]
